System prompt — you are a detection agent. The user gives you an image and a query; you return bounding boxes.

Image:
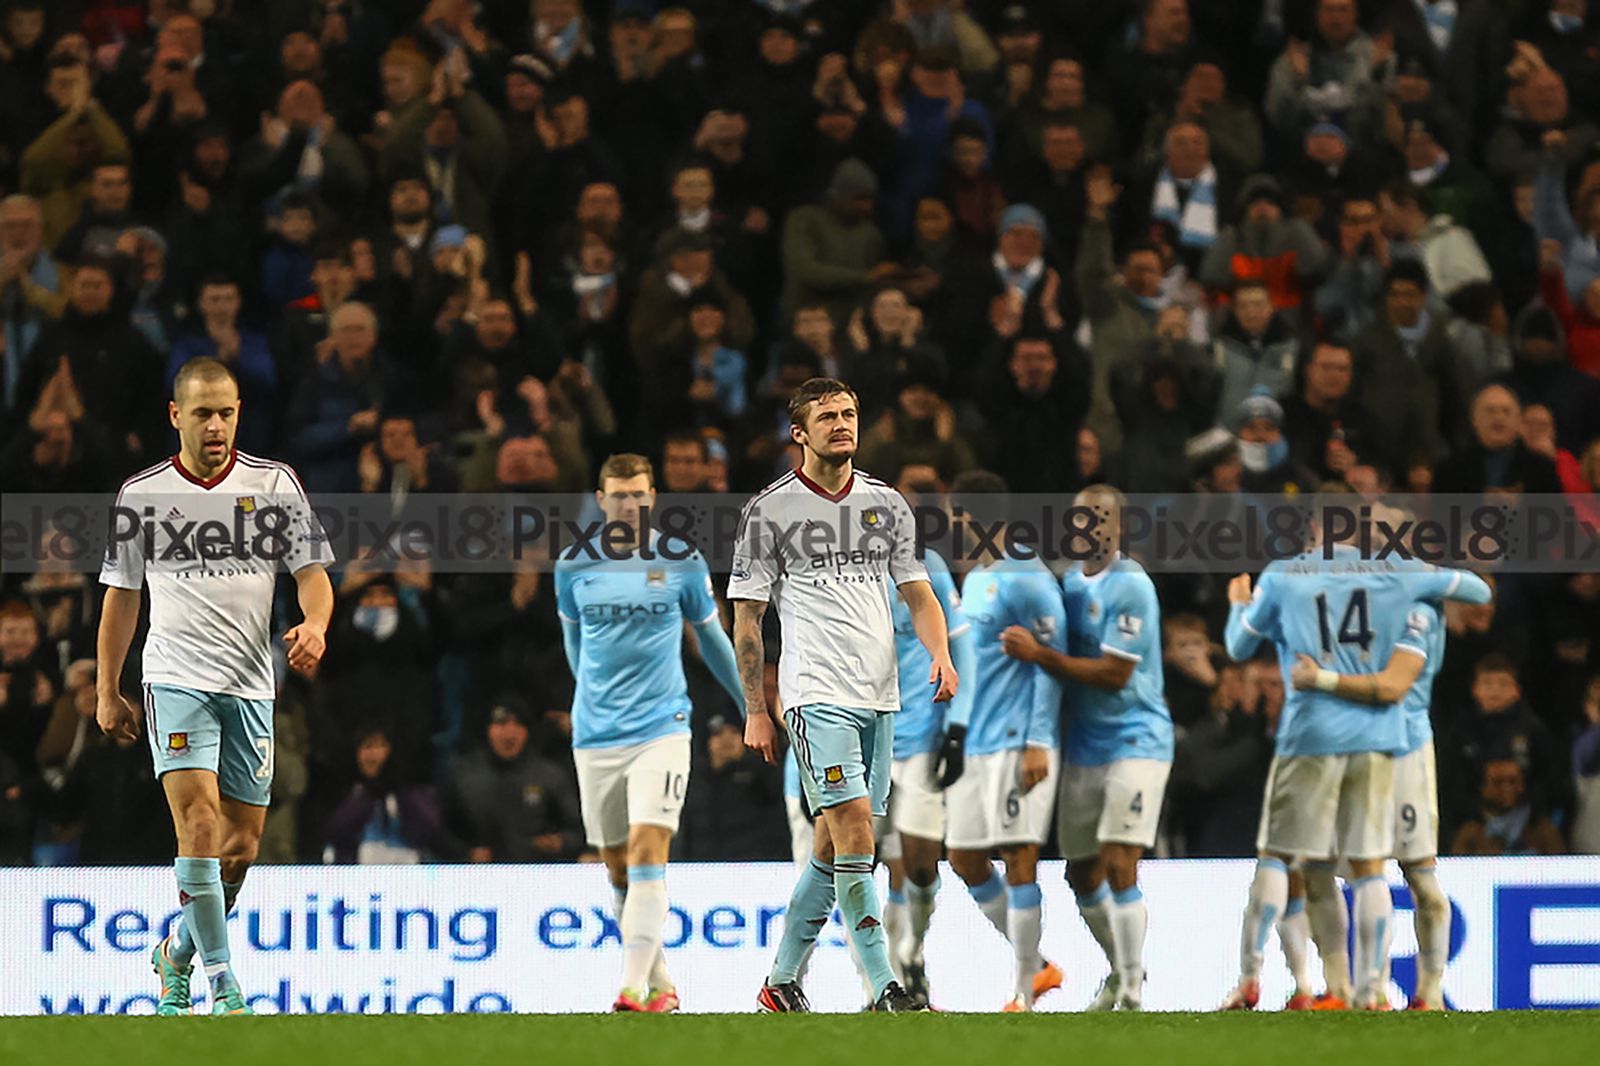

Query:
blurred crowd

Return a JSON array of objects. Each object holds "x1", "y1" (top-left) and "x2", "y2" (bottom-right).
[{"x1": 0, "y1": 0, "x2": 1598, "y2": 866}]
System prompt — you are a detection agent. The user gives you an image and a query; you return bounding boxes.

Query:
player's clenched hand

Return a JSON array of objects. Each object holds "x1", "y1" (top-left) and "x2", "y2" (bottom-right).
[
  {"x1": 1289, "y1": 653, "x2": 1320, "y2": 691},
  {"x1": 999, "y1": 625, "x2": 1039, "y2": 663},
  {"x1": 929, "y1": 654, "x2": 958, "y2": 702},
  {"x1": 96, "y1": 691, "x2": 141, "y2": 743},
  {"x1": 744, "y1": 708, "x2": 778, "y2": 764},
  {"x1": 1019, "y1": 747, "x2": 1050, "y2": 793},
  {"x1": 1227, "y1": 573, "x2": 1254, "y2": 605},
  {"x1": 284, "y1": 622, "x2": 327, "y2": 676}
]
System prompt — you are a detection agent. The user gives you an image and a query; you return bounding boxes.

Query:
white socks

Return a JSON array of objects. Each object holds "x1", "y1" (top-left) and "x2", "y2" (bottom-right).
[
  {"x1": 1076, "y1": 882, "x2": 1117, "y2": 974},
  {"x1": 1406, "y1": 865, "x2": 1449, "y2": 1007},
  {"x1": 620, "y1": 866, "x2": 669, "y2": 995},
  {"x1": 1240, "y1": 858, "x2": 1288, "y2": 980},
  {"x1": 1007, "y1": 883, "x2": 1043, "y2": 1003},
  {"x1": 1278, "y1": 896, "x2": 1311, "y2": 994},
  {"x1": 614, "y1": 875, "x2": 673, "y2": 994},
  {"x1": 904, "y1": 877, "x2": 939, "y2": 965},
  {"x1": 1304, "y1": 862, "x2": 1352, "y2": 1001},
  {"x1": 1352, "y1": 874, "x2": 1393, "y2": 1008},
  {"x1": 1110, "y1": 886, "x2": 1148, "y2": 997}
]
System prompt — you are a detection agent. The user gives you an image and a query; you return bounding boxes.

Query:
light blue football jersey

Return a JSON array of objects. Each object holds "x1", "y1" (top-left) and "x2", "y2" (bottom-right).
[
  {"x1": 1225, "y1": 546, "x2": 1480, "y2": 758},
  {"x1": 555, "y1": 535, "x2": 719, "y2": 750},
  {"x1": 959, "y1": 556, "x2": 1066, "y2": 757},
  {"x1": 1400, "y1": 600, "x2": 1444, "y2": 755},
  {"x1": 1059, "y1": 556, "x2": 1175, "y2": 766},
  {"x1": 891, "y1": 551, "x2": 971, "y2": 758}
]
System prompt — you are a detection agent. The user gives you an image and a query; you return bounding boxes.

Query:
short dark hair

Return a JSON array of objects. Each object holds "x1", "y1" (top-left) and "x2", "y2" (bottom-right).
[
  {"x1": 1380, "y1": 179, "x2": 1429, "y2": 215},
  {"x1": 1384, "y1": 258, "x2": 1430, "y2": 294},
  {"x1": 173, "y1": 356, "x2": 238, "y2": 402},
  {"x1": 662, "y1": 428, "x2": 709, "y2": 460},
  {"x1": 1474, "y1": 653, "x2": 1518, "y2": 680},
  {"x1": 787, "y1": 377, "x2": 858, "y2": 427}
]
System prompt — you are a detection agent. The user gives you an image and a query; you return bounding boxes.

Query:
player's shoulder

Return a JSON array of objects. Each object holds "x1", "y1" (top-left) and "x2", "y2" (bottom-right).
[
  {"x1": 1107, "y1": 556, "x2": 1158, "y2": 598},
  {"x1": 114, "y1": 456, "x2": 177, "y2": 497},
  {"x1": 853, "y1": 469, "x2": 900, "y2": 499},
  {"x1": 234, "y1": 450, "x2": 309, "y2": 495}
]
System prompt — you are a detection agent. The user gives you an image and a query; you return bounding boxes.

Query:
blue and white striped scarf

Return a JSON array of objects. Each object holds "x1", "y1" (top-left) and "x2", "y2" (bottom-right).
[{"x1": 1152, "y1": 163, "x2": 1218, "y2": 250}]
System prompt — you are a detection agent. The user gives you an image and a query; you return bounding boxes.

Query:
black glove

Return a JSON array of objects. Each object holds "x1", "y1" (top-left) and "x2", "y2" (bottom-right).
[{"x1": 936, "y1": 724, "x2": 967, "y2": 789}]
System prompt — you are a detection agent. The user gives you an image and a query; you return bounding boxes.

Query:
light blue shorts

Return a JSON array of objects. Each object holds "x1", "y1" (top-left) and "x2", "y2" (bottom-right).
[
  {"x1": 783, "y1": 703, "x2": 894, "y2": 817},
  {"x1": 143, "y1": 684, "x2": 275, "y2": 806}
]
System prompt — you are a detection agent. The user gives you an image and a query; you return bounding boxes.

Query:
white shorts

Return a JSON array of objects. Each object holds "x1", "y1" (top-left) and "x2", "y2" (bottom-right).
[
  {"x1": 1392, "y1": 743, "x2": 1440, "y2": 863},
  {"x1": 881, "y1": 752, "x2": 946, "y2": 846},
  {"x1": 945, "y1": 748, "x2": 1058, "y2": 850},
  {"x1": 573, "y1": 735, "x2": 692, "y2": 848},
  {"x1": 1056, "y1": 758, "x2": 1171, "y2": 859},
  {"x1": 786, "y1": 795, "x2": 814, "y2": 867},
  {"x1": 1256, "y1": 752, "x2": 1395, "y2": 861}
]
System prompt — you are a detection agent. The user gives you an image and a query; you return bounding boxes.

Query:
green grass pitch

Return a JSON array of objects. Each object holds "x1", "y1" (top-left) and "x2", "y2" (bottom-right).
[{"x1": 2, "y1": 1013, "x2": 1597, "y2": 1066}]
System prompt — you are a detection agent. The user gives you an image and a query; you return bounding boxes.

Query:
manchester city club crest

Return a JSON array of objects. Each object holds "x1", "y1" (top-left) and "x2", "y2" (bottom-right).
[{"x1": 646, "y1": 569, "x2": 667, "y2": 587}]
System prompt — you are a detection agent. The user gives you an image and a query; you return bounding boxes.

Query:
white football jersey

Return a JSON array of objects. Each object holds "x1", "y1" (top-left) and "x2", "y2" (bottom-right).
[
  {"x1": 100, "y1": 451, "x2": 329, "y2": 699},
  {"x1": 728, "y1": 467, "x2": 928, "y2": 713}
]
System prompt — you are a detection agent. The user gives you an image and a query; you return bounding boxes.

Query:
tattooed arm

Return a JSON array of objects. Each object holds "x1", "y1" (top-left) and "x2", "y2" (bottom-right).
[{"x1": 734, "y1": 598, "x2": 776, "y2": 763}]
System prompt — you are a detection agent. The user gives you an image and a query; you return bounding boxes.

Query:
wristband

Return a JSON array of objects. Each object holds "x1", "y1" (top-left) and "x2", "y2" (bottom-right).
[{"x1": 1313, "y1": 668, "x2": 1339, "y2": 693}]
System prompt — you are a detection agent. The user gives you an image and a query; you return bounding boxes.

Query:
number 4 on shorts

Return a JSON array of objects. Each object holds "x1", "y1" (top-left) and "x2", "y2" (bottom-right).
[{"x1": 1130, "y1": 790, "x2": 1143, "y2": 816}]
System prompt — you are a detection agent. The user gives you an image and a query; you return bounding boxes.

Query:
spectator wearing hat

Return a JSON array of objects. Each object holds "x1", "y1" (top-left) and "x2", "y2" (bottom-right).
[
  {"x1": 1137, "y1": 57, "x2": 1264, "y2": 180},
  {"x1": 1279, "y1": 339, "x2": 1380, "y2": 483},
  {"x1": 499, "y1": 52, "x2": 556, "y2": 171},
  {"x1": 678, "y1": 712, "x2": 789, "y2": 861},
  {"x1": 986, "y1": 202, "x2": 1070, "y2": 346},
  {"x1": 1286, "y1": 121, "x2": 1390, "y2": 233},
  {"x1": 630, "y1": 226, "x2": 755, "y2": 369},
  {"x1": 857, "y1": 350, "x2": 976, "y2": 483},
  {"x1": 645, "y1": 288, "x2": 747, "y2": 432},
  {"x1": 1263, "y1": 0, "x2": 1385, "y2": 145},
  {"x1": 999, "y1": 54, "x2": 1118, "y2": 177},
  {"x1": 884, "y1": 45, "x2": 993, "y2": 240},
  {"x1": 977, "y1": 332, "x2": 1092, "y2": 494},
  {"x1": 779, "y1": 157, "x2": 892, "y2": 326},
  {"x1": 979, "y1": 5, "x2": 1044, "y2": 114},
  {"x1": 380, "y1": 59, "x2": 507, "y2": 243},
  {"x1": 1199, "y1": 175, "x2": 1329, "y2": 311},
  {"x1": 441, "y1": 696, "x2": 585, "y2": 863},
  {"x1": 1233, "y1": 387, "x2": 1318, "y2": 495},
  {"x1": 729, "y1": 13, "x2": 817, "y2": 192},
  {"x1": 320, "y1": 726, "x2": 452, "y2": 864},
  {"x1": 1399, "y1": 111, "x2": 1500, "y2": 252},
  {"x1": 1377, "y1": 179, "x2": 1491, "y2": 299},
  {"x1": 1352, "y1": 260, "x2": 1461, "y2": 476},
  {"x1": 309, "y1": 562, "x2": 444, "y2": 765},
  {"x1": 1502, "y1": 301, "x2": 1600, "y2": 455}
]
